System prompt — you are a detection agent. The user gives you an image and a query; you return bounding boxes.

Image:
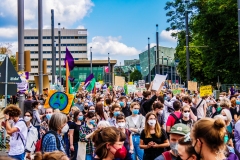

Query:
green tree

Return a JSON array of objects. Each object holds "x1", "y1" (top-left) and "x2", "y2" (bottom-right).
[{"x1": 130, "y1": 69, "x2": 142, "y2": 82}]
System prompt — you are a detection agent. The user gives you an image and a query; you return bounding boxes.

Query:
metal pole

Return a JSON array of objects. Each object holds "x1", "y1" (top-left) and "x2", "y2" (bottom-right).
[
  {"x1": 120, "y1": 62, "x2": 121, "y2": 76},
  {"x1": 108, "y1": 53, "x2": 111, "y2": 85},
  {"x1": 90, "y1": 47, "x2": 92, "y2": 74},
  {"x1": 148, "y1": 37, "x2": 151, "y2": 82},
  {"x1": 185, "y1": 3, "x2": 190, "y2": 83},
  {"x1": 17, "y1": 0, "x2": 25, "y2": 118},
  {"x1": 238, "y1": 0, "x2": 240, "y2": 65},
  {"x1": 58, "y1": 23, "x2": 61, "y2": 85},
  {"x1": 166, "y1": 58, "x2": 169, "y2": 79},
  {"x1": 51, "y1": 9, "x2": 56, "y2": 84},
  {"x1": 4, "y1": 55, "x2": 8, "y2": 108},
  {"x1": 175, "y1": 63, "x2": 177, "y2": 83},
  {"x1": 162, "y1": 52, "x2": 164, "y2": 75},
  {"x1": 156, "y1": 24, "x2": 160, "y2": 74},
  {"x1": 38, "y1": 0, "x2": 43, "y2": 94},
  {"x1": 154, "y1": 46, "x2": 157, "y2": 74},
  {"x1": 171, "y1": 60, "x2": 173, "y2": 82}
]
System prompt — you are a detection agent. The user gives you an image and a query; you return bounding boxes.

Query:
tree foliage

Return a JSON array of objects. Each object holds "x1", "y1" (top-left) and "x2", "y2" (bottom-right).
[
  {"x1": 130, "y1": 69, "x2": 142, "y2": 82},
  {"x1": 165, "y1": 0, "x2": 240, "y2": 85}
]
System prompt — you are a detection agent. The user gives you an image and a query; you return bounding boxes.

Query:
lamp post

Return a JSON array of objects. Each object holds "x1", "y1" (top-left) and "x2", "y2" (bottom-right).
[
  {"x1": 90, "y1": 47, "x2": 92, "y2": 74},
  {"x1": 38, "y1": 0, "x2": 43, "y2": 94},
  {"x1": 166, "y1": 56, "x2": 169, "y2": 79},
  {"x1": 162, "y1": 52, "x2": 164, "y2": 75},
  {"x1": 156, "y1": 24, "x2": 160, "y2": 74},
  {"x1": 185, "y1": 0, "x2": 190, "y2": 84},
  {"x1": 148, "y1": 37, "x2": 151, "y2": 82},
  {"x1": 154, "y1": 46, "x2": 157, "y2": 74},
  {"x1": 170, "y1": 59, "x2": 173, "y2": 82},
  {"x1": 58, "y1": 23, "x2": 61, "y2": 85}
]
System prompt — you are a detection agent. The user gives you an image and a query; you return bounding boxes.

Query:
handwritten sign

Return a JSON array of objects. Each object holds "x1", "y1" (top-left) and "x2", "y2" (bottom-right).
[
  {"x1": 127, "y1": 85, "x2": 136, "y2": 93},
  {"x1": 152, "y1": 74, "x2": 168, "y2": 90},
  {"x1": 200, "y1": 85, "x2": 212, "y2": 97},
  {"x1": 138, "y1": 80, "x2": 145, "y2": 88},
  {"x1": 188, "y1": 81, "x2": 197, "y2": 91},
  {"x1": 172, "y1": 90, "x2": 181, "y2": 96},
  {"x1": 115, "y1": 76, "x2": 125, "y2": 87}
]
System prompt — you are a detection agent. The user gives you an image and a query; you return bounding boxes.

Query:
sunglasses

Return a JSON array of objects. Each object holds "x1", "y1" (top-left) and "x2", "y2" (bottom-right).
[
  {"x1": 183, "y1": 111, "x2": 190, "y2": 113},
  {"x1": 25, "y1": 115, "x2": 31, "y2": 117}
]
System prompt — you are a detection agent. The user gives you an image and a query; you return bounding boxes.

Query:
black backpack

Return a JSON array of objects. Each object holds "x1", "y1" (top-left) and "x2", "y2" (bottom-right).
[{"x1": 170, "y1": 113, "x2": 182, "y2": 125}]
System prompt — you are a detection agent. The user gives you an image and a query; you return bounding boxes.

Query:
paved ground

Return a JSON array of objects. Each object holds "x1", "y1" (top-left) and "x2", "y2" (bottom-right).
[{"x1": 0, "y1": 150, "x2": 8, "y2": 155}]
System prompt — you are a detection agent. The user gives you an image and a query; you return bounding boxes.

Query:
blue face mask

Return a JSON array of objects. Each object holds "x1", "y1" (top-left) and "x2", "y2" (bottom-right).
[
  {"x1": 78, "y1": 116, "x2": 84, "y2": 121},
  {"x1": 224, "y1": 135, "x2": 229, "y2": 144},
  {"x1": 46, "y1": 114, "x2": 52, "y2": 120},
  {"x1": 89, "y1": 119, "x2": 95, "y2": 125},
  {"x1": 119, "y1": 102, "x2": 124, "y2": 107},
  {"x1": 114, "y1": 111, "x2": 120, "y2": 117},
  {"x1": 127, "y1": 102, "x2": 131, "y2": 105},
  {"x1": 236, "y1": 100, "x2": 240, "y2": 105},
  {"x1": 132, "y1": 109, "x2": 139, "y2": 115},
  {"x1": 164, "y1": 97, "x2": 168, "y2": 101}
]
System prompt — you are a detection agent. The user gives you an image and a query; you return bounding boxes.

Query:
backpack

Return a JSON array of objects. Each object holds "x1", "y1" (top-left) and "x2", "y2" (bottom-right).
[
  {"x1": 35, "y1": 130, "x2": 62, "y2": 152},
  {"x1": 162, "y1": 151, "x2": 172, "y2": 160},
  {"x1": 16, "y1": 119, "x2": 27, "y2": 147},
  {"x1": 25, "y1": 125, "x2": 38, "y2": 152},
  {"x1": 170, "y1": 113, "x2": 181, "y2": 125}
]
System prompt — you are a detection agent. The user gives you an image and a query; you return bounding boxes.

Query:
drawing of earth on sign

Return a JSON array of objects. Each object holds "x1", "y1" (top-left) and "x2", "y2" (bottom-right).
[{"x1": 49, "y1": 92, "x2": 68, "y2": 110}]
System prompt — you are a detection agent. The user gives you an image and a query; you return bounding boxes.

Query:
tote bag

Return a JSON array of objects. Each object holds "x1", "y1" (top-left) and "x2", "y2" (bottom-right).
[{"x1": 77, "y1": 141, "x2": 87, "y2": 160}]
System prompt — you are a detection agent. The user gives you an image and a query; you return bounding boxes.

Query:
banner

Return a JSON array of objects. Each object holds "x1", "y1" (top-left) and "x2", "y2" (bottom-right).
[
  {"x1": 200, "y1": 85, "x2": 212, "y2": 97},
  {"x1": 17, "y1": 71, "x2": 29, "y2": 93},
  {"x1": 127, "y1": 85, "x2": 136, "y2": 93},
  {"x1": 115, "y1": 76, "x2": 125, "y2": 87},
  {"x1": 188, "y1": 81, "x2": 197, "y2": 91}
]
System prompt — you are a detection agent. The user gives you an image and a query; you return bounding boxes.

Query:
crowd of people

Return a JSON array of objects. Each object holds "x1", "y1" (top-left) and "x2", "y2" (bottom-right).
[{"x1": 2, "y1": 83, "x2": 240, "y2": 160}]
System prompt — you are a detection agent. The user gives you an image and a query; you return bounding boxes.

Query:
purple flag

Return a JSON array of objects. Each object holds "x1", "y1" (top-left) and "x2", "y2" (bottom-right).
[
  {"x1": 68, "y1": 77, "x2": 75, "y2": 82},
  {"x1": 64, "y1": 47, "x2": 75, "y2": 71},
  {"x1": 84, "y1": 74, "x2": 94, "y2": 88}
]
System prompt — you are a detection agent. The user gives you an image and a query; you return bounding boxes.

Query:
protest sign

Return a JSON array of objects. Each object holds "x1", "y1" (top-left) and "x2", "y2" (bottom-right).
[
  {"x1": 200, "y1": 85, "x2": 212, "y2": 97},
  {"x1": 188, "y1": 81, "x2": 197, "y2": 91},
  {"x1": 138, "y1": 80, "x2": 145, "y2": 88},
  {"x1": 172, "y1": 90, "x2": 181, "y2": 96},
  {"x1": 95, "y1": 82, "x2": 102, "y2": 89},
  {"x1": 152, "y1": 74, "x2": 168, "y2": 91},
  {"x1": 115, "y1": 76, "x2": 125, "y2": 87},
  {"x1": 127, "y1": 85, "x2": 136, "y2": 93}
]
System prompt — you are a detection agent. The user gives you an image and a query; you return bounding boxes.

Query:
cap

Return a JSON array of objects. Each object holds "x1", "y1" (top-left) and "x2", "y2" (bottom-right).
[{"x1": 169, "y1": 123, "x2": 190, "y2": 136}]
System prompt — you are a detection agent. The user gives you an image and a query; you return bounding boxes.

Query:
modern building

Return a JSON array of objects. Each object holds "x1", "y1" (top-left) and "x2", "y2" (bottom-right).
[
  {"x1": 139, "y1": 46, "x2": 180, "y2": 83},
  {"x1": 24, "y1": 28, "x2": 87, "y2": 81}
]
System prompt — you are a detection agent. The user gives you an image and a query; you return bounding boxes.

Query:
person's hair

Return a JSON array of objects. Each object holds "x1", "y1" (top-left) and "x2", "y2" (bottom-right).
[
  {"x1": 220, "y1": 97, "x2": 231, "y2": 109},
  {"x1": 157, "y1": 96, "x2": 164, "y2": 104},
  {"x1": 144, "y1": 112, "x2": 161, "y2": 138},
  {"x1": 54, "y1": 109, "x2": 61, "y2": 113},
  {"x1": 96, "y1": 102, "x2": 105, "y2": 120},
  {"x1": 116, "y1": 113, "x2": 125, "y2": 122},
  {"x1": 143, "y1": 91, "x2": 151, "y2": 98},
  {"x1": 105, "y1": 98, "x2": 112, "y2": 105},
  {"x1": 119, "y1": 96, "x2": 127, "y2": 101},
  {"x1": 221, "y1": 109, "x2": 232, "y2": 126},
  {"x1": 24, "y1": 110, "x2": 33, "y2": 117},
  {"x1": 130, "y1": 102, "x2": 140, "y2": 109},
  {"x1": 3, "y1": 105, "x2": 21, "y2": 117},
  {"x1": 92, "y1": 127, "x2": 126, "y2": 159},
  {"x1": 230, "y1": 98, "x2": 236, "y2": 107},
  {"x1": 110, "y1": 104, "x2": 121, "y2": 118},
  {"x1": 71, "y1": 106, "x2": 80, "y2": 112},
  {"x1": 181, "y1": 105, "x2": 190, "y2": 112},
  {"x1": 34, "y1": 151, "x2": 68, "y2": 160},
  {"x1": 178, "y1": 137, "x2": 197, "y2": 158},
  {"x1": 96, "y1": 97, "x2": 103, "y2": 103},
  {"x1": 97, "y1": 121, "x2": 111, "y2": 128},
  {"x1": 86, "y1": 111, "x2": 95, "y2": 119},
  {"x1": 73, "y1": 110, "x2": 81, "y2": 122},
  {"x1": 173, "y1": 101, "x2": 181, "y2": 111},
  {"x1": 182, "y1": 96, "x2": 192, "y2": 103},
  {"x1": 152, "y1": 102, "x2": 163, "y2": 110},
  {"x1": 48, "y1": 113, "x2": 68, "y2": 131},
  {"x1": 32, "y1": 101, "x2": 39, "y2": 109},
  {"x1": 192, "y1": 118, "x2": 226, "y2": 152}
]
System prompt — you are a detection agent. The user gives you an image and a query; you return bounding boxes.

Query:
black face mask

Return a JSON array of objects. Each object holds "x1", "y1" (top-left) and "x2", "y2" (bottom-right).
[
  {"x1": 193, "y1": 139, "x2": 202, "y2": 160},
  {"x1": 84, "y1": 107, "x2": 88, "y2": 110}
]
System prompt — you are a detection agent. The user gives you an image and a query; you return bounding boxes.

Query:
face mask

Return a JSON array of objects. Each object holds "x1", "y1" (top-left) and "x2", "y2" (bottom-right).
[
  {"x1": 46, "y1": 114, "x2": 52, "y2": 120},
  {"x1": 158, "y1": 110, "x2": 163, "y2": 115},
  {"x1": 236, "y1": 100, "x2": 240, "y2": 105},
  {"x1": 111, "y1": 146, "x2": 127, "y2": 159},
  {"x1": 9, "y1": 119, "x2": 14, "y2": 124},
  {"x1": 170, "y1": 142, "x2": 178, "y2": 156},
  {"x1": 127, "y1": 102, "x2": 131, "y2": 105},
  {"x1": 193, "y1": 140, "x2": 202, "y2": 159},
  {"x1": 222, "y1": 116, "x2": 228, "y2": 121},
  {"x1": 148, "y1": 120, "x2": 156, "y2": 126},
  {"x1": 61, "y1": 124, "x2": 69, "y2": 134},
  {"x1": 164, "y1": 97, "x2": 168, "y2": 101},
  {"x1": 217, "y1": 102, "x2": 220, "y2": 106},
  {"x1": 182, "y1": 102, "x2": 188, "y2": 106},
  {"x1": 38, "y1": 105, "x2": 42, "y2": 110},
  {"x1": 224, "y1": 135, "x2": 229, "y2": 144},
  {"x1": 114, "y1": 111, "x2": 120, "y2": 117},
  {"x1": 78, "y1": 116, "x2": 84, "y2": 121},
  {"x1": 89, "y1": 119, "x2": 95, "y2": 125},
  {"x1": 132, "y1": 109, "x2": 139, "y2": 115},
  {"x1": 119, "y1": 102, "x2": 124, "y2": 107},
  {"x1": 167, "y1": 95, "x2": 171, "y2": 100},
  {"x1": 183, "y1": 112, "x2": 190, "y2": 118},
  {"x1": 89, "y1": 110, "x2": 95, "y2": 113},
  {"x1": 117, "y1": 122, "x2": 126, "y2": 128},
  {"x1": 84, "y1": 107, "x2": 88, "y2": 110},
  {"x1": 24, "y1": 116, "x2": 31, "y2": 122}
]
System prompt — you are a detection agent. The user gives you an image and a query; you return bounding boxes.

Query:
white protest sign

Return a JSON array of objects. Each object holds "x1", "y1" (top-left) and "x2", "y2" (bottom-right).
[
  {"x1": 127, "y1": 85, "x2": 136, "y2": 93},
  {"x1": 95, "y1": 82, "x2": 102, "y2": 89},
  {"x1": 152, "y1": 74, "x2": 168, "y2": 91},
  {"x1": 138, "y1": 80, "x2": 145, "y2": 88}
]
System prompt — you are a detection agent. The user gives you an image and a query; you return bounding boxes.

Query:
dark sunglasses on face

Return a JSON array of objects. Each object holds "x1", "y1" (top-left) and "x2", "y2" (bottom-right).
[
  {"x1": 25, "y1": 115, "x2": 31, "y2": 117},
  {"x1": 183, "y1": 110, "x2": 190, "y2": 113}
]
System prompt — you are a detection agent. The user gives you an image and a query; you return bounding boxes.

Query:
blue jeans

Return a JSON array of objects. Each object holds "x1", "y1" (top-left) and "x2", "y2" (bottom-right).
[
  {"x1": 9, "y1": 152, "x2": 25, "y2": 160},
  {"x1": 86, "y1": 154, "x2": 93, "y2": 160},
  {"x1": 71, "y1": 143, "x2": 78, "y2": 160},
  {"x1": 131, "y1": 134, "x2": 144, "y2": 160}
]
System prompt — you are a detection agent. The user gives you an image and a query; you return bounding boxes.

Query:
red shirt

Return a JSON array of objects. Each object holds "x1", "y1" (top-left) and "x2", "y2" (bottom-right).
[{"x1": 166, "y1": 111, "x2": 182, "y2": 127}]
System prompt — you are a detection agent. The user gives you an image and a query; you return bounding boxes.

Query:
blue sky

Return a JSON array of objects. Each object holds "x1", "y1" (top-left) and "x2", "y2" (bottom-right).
[{"x1": 0, "y1": 0, "x2": 177, "y2": 65}]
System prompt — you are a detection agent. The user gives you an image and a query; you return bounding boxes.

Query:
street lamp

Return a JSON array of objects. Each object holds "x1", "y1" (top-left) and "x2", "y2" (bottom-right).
[
  {"x1": 148, "y1": 37, "x2": 151, "y2": 82},
  {"x1": 154, "y1": 46, "x2": 157, "y2": 74},
  {"x1": 90, "y1": 47, "x2": 92, "y2": 74},
  {"x1": 185, "y1": 0, "x2": 190, "y2": 84},
  {"x1": 162, "y1": 52, "x2": 164, "y2": 75},
  {"x1": 58, "y1": 23, "x2": 62, "y2": 85}
]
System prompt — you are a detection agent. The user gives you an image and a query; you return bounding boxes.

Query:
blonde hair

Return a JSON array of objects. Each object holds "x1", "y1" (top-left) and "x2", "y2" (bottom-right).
[
  {"x1": 130, "y1": 102, "x2": 140, "y2": 109},
  {"x1": 220, "y1": 97, "x2": 231, "y2": 109},
  {"x1": 144, "y1": 112, "x2": 161, "y2": 138},
  {"x1": 181, "y1": 105, "x2": 190, "y2": 112},
  {"x1": 221, "y1": 109, "x2": 232, "y2": 125},
  {"x1": 34, "y1": 151, "x2": 68, "y2": 160}
]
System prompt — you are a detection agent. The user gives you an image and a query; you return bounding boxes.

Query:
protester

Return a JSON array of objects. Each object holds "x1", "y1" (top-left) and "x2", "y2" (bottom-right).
[
  {"x1": 180, "y1": 105, "x2": 194, "y2": 129},
  {"x1": 108, "y1": 104, "x2": 122, "y2": 126},
  {"x1": 95, "y1": 102, "x2": 108, "y2": 121},
  {"x1": 41, "y1": 113, "x2": 68, "y2": 153},
  {"x1": 32, "y1": 101, "x2": 41, "y2": 139},
  {"x1": 119, "y1": 96, "x2": 131, "y2": 117},
  {"x1": 152, "y1": 102, "x2": 164, "y2": 128},
  {"x1": 177, "y1": 136, "x2": 198, "y2": 160},
  {"x1": 140, "y1": 90, "x2": 158, "y2": 116},
  {"x1": 3, "y1": 105, "x2": 28, "y2": 160},
  {"x1": 97, "y1": 120, "x2": 111, "y2": 129},
  {"x1": 126, "y1": 102, "x2": 145, "y2": 160},
  {"x1": 92, "y1": 127, "x2": 127, "y2": 160},
  {"x1": 34, "y1": 151, "x2": 69, "y2": 160},
  {"x1": 40, "y1": 107, "x2": 53, "y2": 137},
  {"x1": 166, "y1": 101, "x2": 182, "y2": 133},
  {"x1": 24, "y1": 93, "x2": 35, "y2": 113},
  {"x1": 140, "y1": 112, "x2": 169, "y2": 160}
]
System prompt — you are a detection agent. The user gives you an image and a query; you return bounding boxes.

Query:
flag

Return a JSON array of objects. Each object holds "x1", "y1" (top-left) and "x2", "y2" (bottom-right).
[
  {"x1": 64, "y1": 47, "x2": 75, "y2": 93},
  {"x1": 84, "y1": 74, "x2": 94, "y2": 88},
  {"x1": 105, "y1": 66, "x2": 109, "y2": 73},
  {"x1": 73, "y1": 81, "x2": 80, "y2": 92},
  {"x1": 124, "y1": 83, "x2": 128, "y2": 94},
  {"x1": 68, "y1": 79, "x2": 73, "y2": 94},
  {"x1": 86, "y1": 78, "x2": 96, "y2": 92}
]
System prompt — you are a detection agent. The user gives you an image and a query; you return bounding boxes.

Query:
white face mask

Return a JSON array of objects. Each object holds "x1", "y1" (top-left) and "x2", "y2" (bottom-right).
[
  {"x1": 61, "y1": 124, "x2": 69, "y2": 134},
  {"x1": 117, "y1": 122, "x2": 126, "y2": 128},
  {"x1": 24, "y1": 116, "x2": 31, "y2": 122},
  {"x1": 158, "y1": 110, "x2": 163, "y2": 115},
  {"x1": 9, "y1": 119, "x2": 14, "y2": 124},
  {"x1": 38, "y1": 105, "x2": 42, "y2": 110},
  {"x1": 183, "y1": 112, "x2": 190, "y2": 118},
  {"x1": 148, "y1": 120, "x2": 156, "y2": 126}
]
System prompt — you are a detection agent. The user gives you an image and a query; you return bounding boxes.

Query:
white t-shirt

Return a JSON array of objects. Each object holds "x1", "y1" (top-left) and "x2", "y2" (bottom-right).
[
  {"x1": 196, "y1": 99, "x2": 207, "y2": 119},
  {"x1": 131, "y1": 115, "x2": 139, "y2": 125},
  {"x1": 8, "y1": 118, "x2": 28, "y2": 156}
]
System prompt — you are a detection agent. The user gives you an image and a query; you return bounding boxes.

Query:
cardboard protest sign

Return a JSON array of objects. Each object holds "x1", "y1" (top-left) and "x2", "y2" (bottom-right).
[
  {"x1": 115, "y1": 76, "x2": 125, "y2": 87},
  {"x1": 188, "y1": 81, "x2": 197, "y2": 91},
  {"x1": 200, "y1": 85, "x2": 212, "y2": 97},
  {"x1": 152, "y1": 74, "x2": 168, "y2": 91},
  {"x1": 127, "y1": 85, "x2": 136, "y2": 93}
]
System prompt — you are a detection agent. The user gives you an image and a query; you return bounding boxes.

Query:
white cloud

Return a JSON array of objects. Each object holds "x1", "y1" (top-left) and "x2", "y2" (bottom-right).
[
  {"x1": 144, "y1": 43, "x2": 157, "y2": 50},
  {"x1": 0, "y1": 0, "x2": 94, "y2": 28},
  {"x1": 76, "y1": 25, "x2": 85, "y2": 29},
  {"x1": 160, "y1": 30, "x2": 178, "y2": 43},
  {"x1": 0, "y1": 27, "x2": 18, "y2": 39},
  {"x1": 88, "y1": 36, "x2": 140, "y2": 56}
]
